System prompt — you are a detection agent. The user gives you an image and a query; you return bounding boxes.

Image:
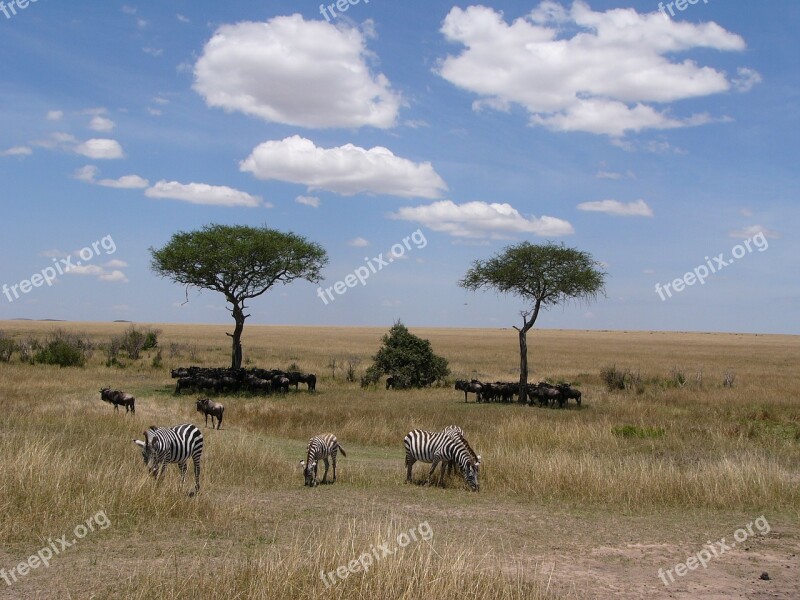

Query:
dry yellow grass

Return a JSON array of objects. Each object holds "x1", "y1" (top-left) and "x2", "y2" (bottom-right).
[{"x1": 0, "y1": 321, "x2": 798, "y2": 599}]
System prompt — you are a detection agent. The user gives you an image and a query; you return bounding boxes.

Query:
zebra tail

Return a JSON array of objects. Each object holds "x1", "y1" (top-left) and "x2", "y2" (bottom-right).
[{"x1": 337, "y1": 444, "x2": 347, "y2": 457}]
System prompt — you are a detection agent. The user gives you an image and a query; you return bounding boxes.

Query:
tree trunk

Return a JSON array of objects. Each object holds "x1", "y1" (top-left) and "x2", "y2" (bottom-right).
[
  {"x1": 518, "y1": 329, "x2": 528, "y2": 404},
  {"x1": 230, "y1": 304, "x2": 245, "y2": 370}
]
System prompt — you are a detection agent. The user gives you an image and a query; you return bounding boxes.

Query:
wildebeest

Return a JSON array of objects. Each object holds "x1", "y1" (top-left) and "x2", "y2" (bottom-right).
[
  {"x1": 195, "y1": 397, "x2": 224, "y2": 429},
  {"x1": 100, "y1": 387, "x2": 135, "y2": 413},
  {"x1": 455, "y1": 379, "x2": 483, "y2": 402}
]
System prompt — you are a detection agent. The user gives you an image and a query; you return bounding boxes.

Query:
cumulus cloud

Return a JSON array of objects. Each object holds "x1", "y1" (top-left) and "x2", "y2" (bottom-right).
[
  {"x1": 390, "y1": 200, "x2": 574, "y2": 239},
  {"x1": 241, "y1": 136, "x2": 447, "y2": 199},
  {"x1": 74, "y1": 138, "x2": 124, "y2": 159},
  {"x1": 729, "y1": 225, "x2": 780, "y2": 239},
  {"x1": 145, "y1": 180, "x2": 262, "y2": 207},
  {"x1": 577, "y1": 199, "x2": 653, "y2": 217},
  {"x1": 1, "y1": 146, "x2": 32, "y2": 156},
  {"x1": 89, "y1": 116, "x2": 115, "y2": 132},
  {"x1": 73, "y1": 165, "x2": 149, "y2": 189},
  {"x1": 437, "y1": 2, "x2": 756, "y2": 136},
  {"x1": 46, "y1": 110, "x2": 63, "y2": 121},
  {"x1": 295, "y1": 195, "x2": 320, "y2": 208},
  {"x1": 193, "y1": 15, "x2": 402, "y2": 129},
  {"x1": 347, "y1": 237, "x2": 370, "y2": 247},
  {"x1": 66, "y1": 264, "x2": 129, "y2": 283}
]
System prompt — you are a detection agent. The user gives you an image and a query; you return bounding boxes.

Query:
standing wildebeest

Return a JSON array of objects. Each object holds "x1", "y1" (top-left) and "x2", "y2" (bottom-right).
[
  {"x1": 100, "y1": 387, "x2": 135, "y2": 413},
  {"x1": 195, "y1": 397, "x2": 224, "y2": 429},
  {"x1": 556, "y1": 383, "x2": 582, "y2": 406},
  {"x1": 455, "y1": 380, "x2": 483, "y2": 402}
]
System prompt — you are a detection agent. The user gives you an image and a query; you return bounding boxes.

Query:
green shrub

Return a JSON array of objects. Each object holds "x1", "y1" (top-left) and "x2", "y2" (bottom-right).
[
  {"x1": 362, "y1": 321, "x2": 450, "y2": 389},
  {"x1": 0, "y1": 332, "x2": 16, "y2": 362},
  {"x1": 34, "y1": 331, "x2": 88, "y2": 367},
  {"x1": 600, "y1": 364, "x2": 628, "y2": 391}
]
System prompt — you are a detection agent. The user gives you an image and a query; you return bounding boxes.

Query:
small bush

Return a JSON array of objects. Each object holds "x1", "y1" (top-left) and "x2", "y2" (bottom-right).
[
  {"x1": 151, "y1": 349, "x2": 163, "y2": 369},
  {"x1": 600, "y1": 364, "x2": 628, "y2": 391},
  {"x1": 17, "y1": 337, "x2": 40, "y2": 364},
  {"x1": 0, "y1": 332, "x2": 16, "y2": 362},
  {"x1": 34, "y1": 330, "x2": 88, "y2": 368},
  {"x1": 612, "y1": 425, "x2": 665, "y2": 439}
]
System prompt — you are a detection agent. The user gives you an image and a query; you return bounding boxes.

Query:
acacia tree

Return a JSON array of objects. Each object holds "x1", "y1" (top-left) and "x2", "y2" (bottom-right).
[
  {"x1": 150, "y1": 224, "x2": 327, "y2": 369},
  {"x1": 459, "y1": 242, "x2": 606, "y2": 404}
]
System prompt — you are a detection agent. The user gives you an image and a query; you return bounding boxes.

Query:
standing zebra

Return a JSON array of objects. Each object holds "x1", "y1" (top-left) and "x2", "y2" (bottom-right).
[
  {"x1": 132, "y1": 424, "x2": 204, "y2": 496},
  {"x1": 404, "y1": 426, "x2": 480, "y2": 490},
  {"x1": 300, "y1": 433, "x2": 346, "y2": 487}
]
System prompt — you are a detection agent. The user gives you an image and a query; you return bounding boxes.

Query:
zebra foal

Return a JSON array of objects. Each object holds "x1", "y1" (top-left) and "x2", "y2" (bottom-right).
[
  {"x1": 133, "y1": 424, "x2": 204, "y2": 496},
  {"x1": 300, "y1": 433, "x2": 346, "y2": 487}
]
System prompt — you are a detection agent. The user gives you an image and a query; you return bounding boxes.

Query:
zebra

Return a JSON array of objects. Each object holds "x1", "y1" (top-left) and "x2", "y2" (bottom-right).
[
  {"x1": 300, "y1": 433, "x2": 346, "y2": 487},
  {"x1": 132, "y1": 424, "x2": 204, "y2": 496},
  {"x1": 404, "y1": 426, "x2": 481, "y2": 489}
]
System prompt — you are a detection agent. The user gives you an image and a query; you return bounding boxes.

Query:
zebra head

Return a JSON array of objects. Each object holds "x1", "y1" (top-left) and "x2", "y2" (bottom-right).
[
  {"x1": 299, "y1": 459, "x2": 318, "y2": 487},
  {"x1": 133, "y1": 428, "x2": 163, "y2": 476},
  {"x1": 464, "y1": 461, "x2": 479, "y2": 492}
]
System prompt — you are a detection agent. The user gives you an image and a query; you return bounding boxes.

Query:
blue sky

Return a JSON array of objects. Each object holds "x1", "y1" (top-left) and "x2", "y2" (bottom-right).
[{"x1": 0, "y1": 0, "x2": 797, "y2": 333}]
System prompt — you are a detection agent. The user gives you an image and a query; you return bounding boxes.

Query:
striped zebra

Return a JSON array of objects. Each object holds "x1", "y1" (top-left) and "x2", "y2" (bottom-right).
[
  {"x1": 133, "y1": 424, "x2": 204, "y2": 496},
  {"x1": 300, "y1": 433, "x2": 346, "y2": 487},
  {"x1": 404, "y1": 426, "x2": 480, "y2": 490}
]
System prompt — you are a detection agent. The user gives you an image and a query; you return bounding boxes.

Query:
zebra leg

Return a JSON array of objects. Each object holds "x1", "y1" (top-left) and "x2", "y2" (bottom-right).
[
  {"x1": 178, "y1": 461, "x2": 187, "y2": 483},
  {"x1": 427, "y1": 460, "x2": 440, "y2": 485},
  {"x1": 321, "y1": 457, "x2": 330, "y2": 483},
  {"x1": 332, "y1": 452, "x2": 337, "y2": 483},
  {"x1": 192, "y1": 457, "x2": 201, "y2": 496},
  {"x1": 405, "y1": 456, "x2": 415, "y2": 483}
]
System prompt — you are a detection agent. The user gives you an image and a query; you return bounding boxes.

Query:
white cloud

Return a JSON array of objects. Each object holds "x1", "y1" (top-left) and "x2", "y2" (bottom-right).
[
  {"x1": 1, "y1": 146, "x2": 32, "y2": 156},
  {"x1": 729, "y1": 225, "x2": 780, "y2": 239},
  {"x1": 73, "y1": 165, "x2": 149, "y2": 189},
  {"x1": 390, "y1": 200, "x2": 574, "y2": 239},
  {"x1": 241, "y1": 136, "x2": 447, "y2": 199},
  {"x1": 46, "y1": 110, "x2": 63, "y2": 121},
  {"x1": 66, "y1": 264, "x2": 129, "y2": 284},
  {"x1": 740, "y1": 208, "x2": 753, "y2": 217},
  {"x1": 105, "y1": 259, "x2": 128, "y2": 268},
  {"x1": 89, "y1": 116, "x2": 115, "y2": 132},
  {"x1": 145, "y1": 180, "x2": 262, "y2": 207},
  {"x1": 74, "y1": 138, "x2": 124, "y2": 159},
  {"x1": 577, "y1": 199, "x2": 653, "y2": 217},
  {"x1": 177, "y1": 14, "x2": 190, "y2": 23},
  {"x1": 147, "y1": 107, "x2": 162, "y2": 116},
  {"x1": 347, "y1": 237, "x2": 370, "y2": 247},
  {"x1": 437, "y1": 2, "x2": 754, "y2": 136},
  {"x1": 143, "y1": 47, "x2": 163, "y2": 57},
  {"x1": 193, "y1": 15, "x2": 402, "y2": 129},
  {"x1": 295, "y1": 195, "x2": 320, "y2": 208},
  {"x1": 732, "y1": 67, "x2": 762, "y2": 93}
]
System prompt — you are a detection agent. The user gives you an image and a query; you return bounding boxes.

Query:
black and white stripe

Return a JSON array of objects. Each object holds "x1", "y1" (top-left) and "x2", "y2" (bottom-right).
[
  {"x1": 300, "y1": 433, "x2": 346, "y2": 487},
  {"x1": 404, "y1": 426, "x2": 480, "y2": 490},
  {"x1": 133, "y1": 424, "x2": 204, "y2": 496}
]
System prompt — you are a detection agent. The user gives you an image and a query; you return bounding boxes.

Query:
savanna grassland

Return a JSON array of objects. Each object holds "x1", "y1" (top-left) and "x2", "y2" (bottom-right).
[{"x1": 0, "y1": 321, "x2": 798, "y2": 599}]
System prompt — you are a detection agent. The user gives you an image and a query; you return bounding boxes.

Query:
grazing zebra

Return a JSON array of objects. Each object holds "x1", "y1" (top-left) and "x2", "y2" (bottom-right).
[
  {"x1": 404, "y1": 426, "x2": 480, "y2": 489},
  {"x1": 132, "y1": 424, "x2": 204, "y2": 496},
  {"x1": 432, "y1": 433, "x2": 480, "y2": 491},
  {"x1": 300, "y1": 433, "x2": 346, "y2": 487}
]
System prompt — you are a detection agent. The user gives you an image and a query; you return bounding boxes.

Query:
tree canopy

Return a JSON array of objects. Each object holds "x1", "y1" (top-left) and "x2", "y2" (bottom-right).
[
  {"x1": 150, "y1": 224, "x2": 327, "y2": 368},
  {"x1": 362, "y1": 321, "x2": 450, "y2": 389}
]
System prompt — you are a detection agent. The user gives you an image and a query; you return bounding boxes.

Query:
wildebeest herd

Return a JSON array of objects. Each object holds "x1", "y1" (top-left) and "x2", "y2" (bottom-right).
[
  {"x1": 171, "y1": 366, "x2": 316, "y2": 395},
  {"x1": 455, "y1": 379, "x2": 582, "y2": 408}
]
